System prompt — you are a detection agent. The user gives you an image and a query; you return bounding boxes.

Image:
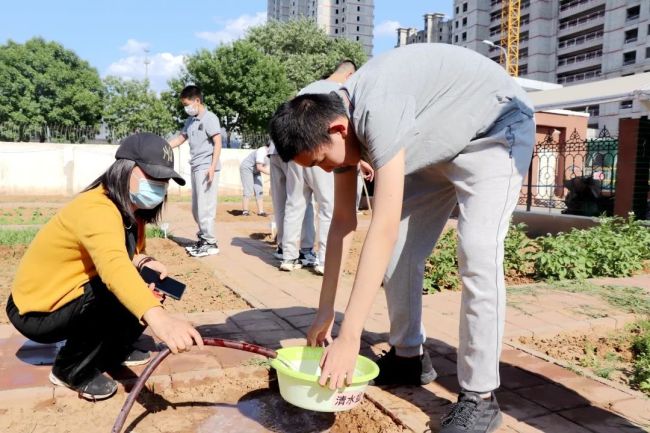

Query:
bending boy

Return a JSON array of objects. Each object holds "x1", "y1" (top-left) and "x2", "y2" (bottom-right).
[{"x1": 269, "y1": 44, "x2": 535, "y2": 433}]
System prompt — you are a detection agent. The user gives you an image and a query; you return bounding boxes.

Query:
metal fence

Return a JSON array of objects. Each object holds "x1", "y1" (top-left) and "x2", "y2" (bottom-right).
[
  {"x1": 519, "y1": 126, "x2": 618, "y2": 216},
  {"x1": 0, "y1": 122, "x2": 270, "y2": 148}
]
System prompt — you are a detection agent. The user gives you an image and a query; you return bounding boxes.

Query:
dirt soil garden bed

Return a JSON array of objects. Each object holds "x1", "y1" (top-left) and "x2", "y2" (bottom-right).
[
  {"x1": 0, "y1": 368, "x2": 405, "y2": 433},
  {"x1": 0, "y1": 238, "x2": 249, "y2": 325},
  {"x1": 518, "y1": 323, "x2": 648, "y2": 394}
]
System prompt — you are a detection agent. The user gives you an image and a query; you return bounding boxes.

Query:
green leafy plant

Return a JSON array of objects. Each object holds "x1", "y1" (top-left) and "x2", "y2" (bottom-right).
[
  {"x1": 504, "y1": 223, "x2": 538, "y2": 276},
  {"x1": 424, "y1": 229, "x2": 460, "y2": 293},
  {"x1": 535, "y1": 215, "x2": 650, "y2": 280},
  {"x1": 631, "y1": 321, "x2": 650, "y2": 394}
]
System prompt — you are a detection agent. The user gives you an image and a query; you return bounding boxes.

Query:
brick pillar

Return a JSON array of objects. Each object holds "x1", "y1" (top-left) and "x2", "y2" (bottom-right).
[{"x1": 614, "y1": 117, "x2": 650, "y2": 219}]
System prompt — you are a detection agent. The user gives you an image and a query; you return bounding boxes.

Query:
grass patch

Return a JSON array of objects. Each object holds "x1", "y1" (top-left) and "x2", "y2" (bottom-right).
[
  {"x1": 0, "y1": 207, "x2": 57, "y2": 225},
  {"x1": 146, "y1": 225, "x2": 169, "y2": 239},
  {"x1": 0, "y1": 227, "x2": 39, "y2": 245}
]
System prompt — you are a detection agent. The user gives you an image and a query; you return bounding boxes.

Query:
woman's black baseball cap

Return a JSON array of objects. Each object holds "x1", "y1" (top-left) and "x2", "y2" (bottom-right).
[{"x1": 115, "y1": 133, "x2": 186, "y2": 186}]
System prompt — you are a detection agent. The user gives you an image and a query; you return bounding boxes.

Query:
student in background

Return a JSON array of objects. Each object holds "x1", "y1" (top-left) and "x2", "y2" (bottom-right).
[
  {"x1": 169, "y1": 85, "x2": 222, "y2": 257},
  {"x1": 239, "y1": 142, "x2": 270, "y2": 216}
]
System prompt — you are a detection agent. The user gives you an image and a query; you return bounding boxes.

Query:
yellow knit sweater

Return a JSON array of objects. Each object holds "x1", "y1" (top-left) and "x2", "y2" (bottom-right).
[{"x1": 11, "y1": 186, "x2": 160, "y2": 319}]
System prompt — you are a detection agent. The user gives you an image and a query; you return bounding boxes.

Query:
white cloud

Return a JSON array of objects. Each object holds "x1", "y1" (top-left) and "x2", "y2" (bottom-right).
[
  {"x1": 120, "y1": 38, "x2": 150, "y2": 55},
  {"x1": 196, "y1": 12, "x2": 267, "y2": 45},
  {"x1": 375, "y1": 20, "x2": 401, "y2": 37},
  {"x1": 105, "y1": 52, "x2": 185, "y2": 93}
]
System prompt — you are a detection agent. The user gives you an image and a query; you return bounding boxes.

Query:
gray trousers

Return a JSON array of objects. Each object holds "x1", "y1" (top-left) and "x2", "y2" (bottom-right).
[
  {"x1": 269, "y1": 155, "x2": 314, "y2": 250},
  {"x1": 283, "y1": 161, "x2": 334, "y2": 263},
  {"x1": 240, "y1": 165, "x2": 263, "y2": 198},
  {"x1": 191, "y1": 167, "x2": 219, "y2": 244},
  {"x1": 384, "y1": 114, "x2": 534, "y2": 393}
]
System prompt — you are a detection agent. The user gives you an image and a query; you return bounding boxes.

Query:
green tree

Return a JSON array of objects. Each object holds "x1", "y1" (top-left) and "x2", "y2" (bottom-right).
[
  {"x1": 102, "y1": 76, "x2": 176, "y2": 142},
  {"x1": 245, "y1": 19, "x2": 368, "y2": 92},
  {"x1": 181, "y1": 40, "x2": 293, "y2": 144},
  {"x1": 0, "y1": 38, "x2": 104, "y2": 135}
]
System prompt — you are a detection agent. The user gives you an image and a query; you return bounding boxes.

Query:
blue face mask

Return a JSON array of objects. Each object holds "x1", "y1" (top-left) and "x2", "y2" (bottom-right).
[{"x1": 130, "y1": 178, "x2": 168, "y2": 209}]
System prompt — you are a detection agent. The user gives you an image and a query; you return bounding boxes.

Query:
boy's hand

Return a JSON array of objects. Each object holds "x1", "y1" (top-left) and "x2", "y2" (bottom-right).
[
  {"x1": 318, "y1": 334, "x2": 360, "y2": 390},
  {"x1": 205, "y1": 169, "x2": 215, "y2": 184},
  {"x1": 306, "y1": 309, "x2": 334, "y2": 347}
]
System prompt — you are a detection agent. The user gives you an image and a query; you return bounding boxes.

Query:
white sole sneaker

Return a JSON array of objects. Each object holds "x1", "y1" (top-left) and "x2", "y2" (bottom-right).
[
  {"x1": 279, "y1": 261, "x2": 302, "y2": 271},
  {"x1": 48, "y1": 371, "x2": 117, "y2": 400},
  {"x1": 189, "y1": 246, "x2": 220, "y2": 257},
  {"x1": 314, "y1": 265, "x2": 325, "y2": 275}
]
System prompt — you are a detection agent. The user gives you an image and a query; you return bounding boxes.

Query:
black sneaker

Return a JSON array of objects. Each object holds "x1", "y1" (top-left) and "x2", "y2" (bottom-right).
[
  {"x1": 121, "y1": 348, "x2": 151, "y2": 366},
  {"x1": 370, "y1": 346, "x2": 438, "y2": 386},
  {"x1": 185, "y1": 239, "x2": 202, "y2": 252},
  {"x1": 49, "y1": 369, "x2": 117, "y2": 401},
  {"x1": 189, "y1": 241, "x2": 219, "y2": 257},
  {"x1": 440, "y1": 391, "x2": 502, "y2": 433}
]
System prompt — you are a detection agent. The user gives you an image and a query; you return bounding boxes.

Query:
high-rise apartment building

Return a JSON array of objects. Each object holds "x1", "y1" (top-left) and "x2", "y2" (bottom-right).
[
  {"x1": 267, "y1": 0, "x2": 374, "y2": 56},
  {"x1": 396, "y1": 1, "x2": 650, "y2": 132}
]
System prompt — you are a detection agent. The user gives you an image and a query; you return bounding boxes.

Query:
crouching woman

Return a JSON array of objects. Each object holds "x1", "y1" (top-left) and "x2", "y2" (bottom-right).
[{"x1": 6, "y1": 133, "x2": 204, "y2": 400}]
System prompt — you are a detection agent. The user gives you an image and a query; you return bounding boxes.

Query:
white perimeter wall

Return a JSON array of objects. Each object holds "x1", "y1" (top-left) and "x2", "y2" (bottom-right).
[{"x1": 0, "y1": 142, "x2": 268, "y2": 197}]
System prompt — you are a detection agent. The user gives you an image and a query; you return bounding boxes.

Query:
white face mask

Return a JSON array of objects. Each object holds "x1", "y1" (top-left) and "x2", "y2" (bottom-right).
[{"x1": 184, "y1": 102, "x2": 199, "y2": 117}]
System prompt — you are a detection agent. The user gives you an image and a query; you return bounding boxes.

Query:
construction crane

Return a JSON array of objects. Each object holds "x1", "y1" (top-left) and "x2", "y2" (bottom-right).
[{"x1": 499, "y1": 0, "x2": 521, "y2": 77}]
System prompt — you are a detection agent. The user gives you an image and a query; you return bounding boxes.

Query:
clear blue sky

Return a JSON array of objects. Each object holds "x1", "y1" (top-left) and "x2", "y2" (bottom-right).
[{"x1": 0, "y1": 0, "x2": 453, "y2": 91}]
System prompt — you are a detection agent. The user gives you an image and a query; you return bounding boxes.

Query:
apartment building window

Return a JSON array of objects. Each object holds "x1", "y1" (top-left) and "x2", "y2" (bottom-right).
[
  {"x1": 646, "y1": 47, "x2": 650, "y2": 58},
  {"x1": 624, "y1": 28, "x2": 638, "y2": 43},
  {"x1": 623, "y1": 51, "x2": 636, "y2": 65},
  {"x1": 462, "y1": 32, "x2": 467, "y2": 41},
  {"x1": 357, "y1": 6, "x2": 360, "y2": 11},
  {"x1": 455, "y1": 35, "x2": 459, "y2": 42},
  {"x1": 455, "y1": 21, "x2": 459, "y2": 28},
  {"x1": 626, "y1": 6, "x2": 640, "y2": 21},
  {"x1": 335, "y1": 18, "x2": 339, "y2": 24},
  {"x1": 519, "y1": 64, "x2": 528, "y2": 75},
  {"x1": 456, "y1": 6, "x2": 459, "y2": 14},
  {"x1": 335, "y1": 9, "x2": 338, "y2": 14},
  {"x1": 356, "y1": 36, "x2": 359, "y2": 41},
  {"x1": 462, "y1": 17, "x2": 467, "y2": 27},
  {"x1": 440, "y1": 36, "x2": 443, "y2": 40},
  {"x1": 620, "y1": 100, "x2": 633, "y2": 109},
  {"x1": 335, "y1": 28, "x2": 339, "y2": 34},
  {"x1": 463, "y1": 2, "x2": 468, "y2": 12},
  {"x1": 357, "y1": 26, "x2": 360, "y2": 31},
  {"x1": 356, "y1": 16, "x2": 359, "y2": 21}
]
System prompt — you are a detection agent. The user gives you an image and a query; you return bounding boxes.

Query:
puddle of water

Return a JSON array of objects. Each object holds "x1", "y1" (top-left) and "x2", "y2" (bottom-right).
[{"x1": 197, "y1": 391, "x2": 334, "y2": 433}]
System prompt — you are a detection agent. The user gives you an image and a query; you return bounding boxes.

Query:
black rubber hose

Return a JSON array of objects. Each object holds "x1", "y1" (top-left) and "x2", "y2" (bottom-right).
[{"x1": 111, "y1": 337, "x2": 278, "y2": 433}]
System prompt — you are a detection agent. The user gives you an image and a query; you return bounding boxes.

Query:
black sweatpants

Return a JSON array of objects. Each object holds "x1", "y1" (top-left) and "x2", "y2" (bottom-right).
[{"x1": 6, "y1": 277, "x2": 145, "y2": 386}]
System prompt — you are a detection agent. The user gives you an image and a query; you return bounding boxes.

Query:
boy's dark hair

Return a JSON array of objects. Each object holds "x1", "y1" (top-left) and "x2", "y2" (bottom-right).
[
  {"x1": 84, "y1": 159, "x2": 165, "y2": 226},
  {"x1": 269, "y1": 93, "x2": 347, "y2": 162},
  {"x1": 180, "y1": 85, "x2": 203, "y2": 102}
]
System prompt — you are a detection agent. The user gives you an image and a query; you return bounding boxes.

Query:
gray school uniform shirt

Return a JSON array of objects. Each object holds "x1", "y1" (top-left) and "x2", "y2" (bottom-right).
[
  {"x1": 298, "y1": 79, "x2": 341, "y2": 96},
  {"x1": 182, "y1": 110, "x2": 222, "y2": 171},
  {"x1": 340, "y1": 43, "x2": 534, "y2": 175}
]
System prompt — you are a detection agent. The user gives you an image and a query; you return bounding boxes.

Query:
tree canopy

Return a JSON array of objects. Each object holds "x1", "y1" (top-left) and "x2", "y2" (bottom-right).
[
  {"x1": 178, "y1": 40, "x2": 293, "y2": 139},
  {"x1": 102, "y1": 76, "x2": 176, "y2": 142},
  {"x1": 0, "y1": 38, "x2": 104, "y2": 127},
  {"x1": 246, "y1": 19, "x2": 368, "y2": 92}
]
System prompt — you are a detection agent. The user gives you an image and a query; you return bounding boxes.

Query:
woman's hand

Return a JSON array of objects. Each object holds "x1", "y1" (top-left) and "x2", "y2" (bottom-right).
[
  {"x1": 142, "y1": 307, "x2": 204, "y2": 354},
  {"x1": 318, "y1": 333, "x2": 360, "y2": 390},
  {"x1": 142, "y1": 260, "x2": 168, "y2": 280},
  {"x1": 306, "y1": 308, "x2": 335, "y2": 348}
]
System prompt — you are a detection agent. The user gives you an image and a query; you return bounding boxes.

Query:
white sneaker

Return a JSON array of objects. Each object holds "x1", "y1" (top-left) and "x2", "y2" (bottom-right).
[
  {"x1": 273, "y1": 247, "x2": 284, "y2": 260},
  {"x1": 279, "y1": 259, "x2": 303, "y2": 271},
  {"x1": 314, "y1": 265, "x2": 325, "y2": 275}
]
